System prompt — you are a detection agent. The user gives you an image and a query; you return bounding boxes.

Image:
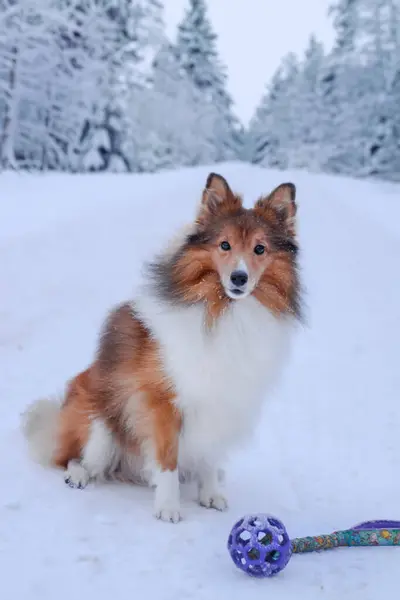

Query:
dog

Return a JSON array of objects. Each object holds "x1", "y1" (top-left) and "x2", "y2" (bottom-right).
[{"x1": 22, "y1": 172, "x2": 302, "y2": 523}]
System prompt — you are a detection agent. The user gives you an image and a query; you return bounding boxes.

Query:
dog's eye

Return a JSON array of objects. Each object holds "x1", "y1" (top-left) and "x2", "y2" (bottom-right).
[
  {"x1": 220, "y1": 241, "x2": 231, "y2": 251},
  {"x1": 254, "y1": 244, "x2": 265, "y2": 255}
]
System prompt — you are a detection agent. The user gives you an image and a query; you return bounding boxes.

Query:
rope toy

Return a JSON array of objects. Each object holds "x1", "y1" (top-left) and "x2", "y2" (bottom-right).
[{"x1": 227, "y1": 514, "x2": 400, "y2": 578}]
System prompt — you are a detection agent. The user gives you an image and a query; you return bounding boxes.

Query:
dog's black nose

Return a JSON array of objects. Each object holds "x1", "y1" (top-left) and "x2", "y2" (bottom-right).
[{"x1": 230, "y1": 270, "x2": 248, "y2": 287}]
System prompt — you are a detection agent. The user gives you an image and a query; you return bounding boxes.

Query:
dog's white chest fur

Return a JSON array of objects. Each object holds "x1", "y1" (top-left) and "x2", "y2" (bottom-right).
[{"x1": 135, "y1": 294, "x2": 292, "y2": 468}]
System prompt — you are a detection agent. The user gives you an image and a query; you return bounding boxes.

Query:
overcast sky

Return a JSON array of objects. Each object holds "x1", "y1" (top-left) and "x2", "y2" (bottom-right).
[{"x1": 164, "y1": 0, "x2": 335, "y2": 125}]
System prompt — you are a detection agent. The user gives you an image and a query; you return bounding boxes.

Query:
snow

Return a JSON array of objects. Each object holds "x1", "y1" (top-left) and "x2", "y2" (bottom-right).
[{"x1": 1, "y1": 162, "x2": 399, "y2": 599}]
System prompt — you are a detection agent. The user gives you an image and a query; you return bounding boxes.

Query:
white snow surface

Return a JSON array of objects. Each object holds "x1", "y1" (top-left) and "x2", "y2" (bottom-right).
[{"x1": 1, "y1": 162, "x2": 399, "y2": 599}]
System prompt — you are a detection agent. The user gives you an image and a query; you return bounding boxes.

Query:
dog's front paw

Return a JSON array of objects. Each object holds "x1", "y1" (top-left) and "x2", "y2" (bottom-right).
[
  {"x1": 199, "y1": 490, "x2": 228, "y2": 511},
  {"x1": 153, "y1": 468, "x2": 181, "y2": 523},
  {"x1": 154, "y1": 504, "x2": 182, "y2": 523},
  {"x1": 64, "y1": 460, "x2": 90, "y2": 490}
]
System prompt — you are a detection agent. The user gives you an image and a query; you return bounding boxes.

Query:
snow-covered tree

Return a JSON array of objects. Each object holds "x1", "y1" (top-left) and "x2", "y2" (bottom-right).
[
  {"x1": 120, "y1": 40, "x2": 223, "y2": 172},
  {"x1": 247, "y1": 0, "x2": 400, "y2": 182},
  {"x1": 0, "y1": 0, "x2": 124, "y2": 170},
  {"x1": 0, "y1": 0, "x2": 21, "y2": 168},
  {"x1": 289, "y1": 36, "x2": 325, "y2": 169},
  {"x1": 0, "y1": 0, "x2": 245, "y2": 173},
  {"x1": 0, "y1": 0, "x2": 169, "y2": 172},
  {"x1": 329, "y1": 0, "x2": 359, "y2": 55},
  {"x1": 47, "y1": 0, "x2": 123, "y2": 171},
  {"x1": 176, "y1": 0, "x2": 242, "y2": 162},
  {"x1": 319, "y1": 0, "x2": 400, "y2": 176},
  {"x1": 176, "y1": 0, "x2": 214, "y2": 88},
  {"x1": 354, "y1": 0, "x2": 400, "y2": 179},
  {"x1": 247, "y1": 53, "x2": 300, "y2": 169},
  {"x1": 77, "y1": 0, "x2": 165, "y2": 172}
]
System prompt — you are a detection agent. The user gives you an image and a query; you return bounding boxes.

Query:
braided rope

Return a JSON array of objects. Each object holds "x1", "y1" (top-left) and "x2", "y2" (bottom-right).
[{"x1": 292, "y1": 520, "x2": 400, "y2": 554}]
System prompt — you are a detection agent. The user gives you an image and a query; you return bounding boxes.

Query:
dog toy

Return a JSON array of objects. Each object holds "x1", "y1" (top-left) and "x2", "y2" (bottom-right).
[{"x1": 227, "y1": 514, "x2": 400, "y2": 578}]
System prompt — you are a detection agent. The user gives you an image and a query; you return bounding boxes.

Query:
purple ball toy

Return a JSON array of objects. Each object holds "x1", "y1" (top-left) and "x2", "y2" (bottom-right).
[
  {"x1": 228, "y1": 515, "x2": 400, "y2": 578},
  {"x1": 227, "y1": 514, "x2": 292, "y2": 578}
]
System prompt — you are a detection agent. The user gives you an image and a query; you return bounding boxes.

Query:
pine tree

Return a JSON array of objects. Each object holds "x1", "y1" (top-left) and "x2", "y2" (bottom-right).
[
  {"x1": 290, "y1": 35, "x2": 325, "y2": 169},
  {"x1": 320, "y1": 0, "x2": 400, "y2": 176},
  {"x1": 329, "y1": 0, "x2": 359, "y2": 54},
  {"x1": 49, "y1": 0, "x2": 122, "y2": 171},
  {"x1": 0, "y1": 0, "x2": 83, "y2": 169},
  {"x1": 79, "y1": 0, "x2": 165, "y2": 172},
  {"x1": 247, "y1": 53, "x2": 300, "y2": 169},
  {"x1": 315, "y1": 0, "x2": 360, "y2": 173},
  {"x1": 247, "y1": 0, "x2": 400, "y2": 182},
  {"x1": 0, "y1": 0, "x2": 129, "y2": 171},
  {"x1": 176, "y1": 0, "x2": 241, "y2": 162},
  {"x1": 0, "y1": 0, "x2": 20, "y2": 168},
  {"x1": 121, "y1": 41, "x2": 191, "y2": 172},
  {"x1": 123, "y1": 40, "x2": 223, "y2": 172},
  {"x1": 359, "y1": 0, "x2": 400, "y2": 179},
  {"x1": 176, "y1": 0, "x2": 220, "y2": 93}
]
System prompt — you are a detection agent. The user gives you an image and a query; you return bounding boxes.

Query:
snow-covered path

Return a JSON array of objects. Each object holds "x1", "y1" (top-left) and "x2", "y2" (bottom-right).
[{"x1": 1, "y1": 163, "x2": 399, "y2": 599}]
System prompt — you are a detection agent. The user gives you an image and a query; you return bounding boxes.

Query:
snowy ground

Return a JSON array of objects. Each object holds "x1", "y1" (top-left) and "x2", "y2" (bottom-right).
[{"x1": 1, "y1": 162, "x2": 399, "y2": 599}]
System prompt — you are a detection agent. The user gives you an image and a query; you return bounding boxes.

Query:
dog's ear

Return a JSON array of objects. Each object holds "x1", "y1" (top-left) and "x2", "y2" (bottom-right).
[
  {"x1": 197, "y1": 173, "x2": 242, "y2": 225},
  {"x1": 202, "y1": 173, "x2": 234, "y2": 204},
  {"x1": 254, "y1": 183, "x2": 296, "y2": 236}
]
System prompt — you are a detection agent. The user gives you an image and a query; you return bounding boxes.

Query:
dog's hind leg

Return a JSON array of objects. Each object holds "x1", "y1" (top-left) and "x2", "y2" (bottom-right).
[{"x1": 64, "y1": 418, "x2": 119, "y2": 489}]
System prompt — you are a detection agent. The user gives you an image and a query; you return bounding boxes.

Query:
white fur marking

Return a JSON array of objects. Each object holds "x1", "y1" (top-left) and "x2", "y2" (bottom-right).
[
  {"x1": 64, "y1": 418, "x2": 120, "y2": 489},
  {"x1": 224, "y1": 258, "x2": 253, "y2": 299},
  {"x1": 198, "y1": 462, "x2": 228, "y2": 511},
  {"x1": 112, "y1": 452, "x2": 148, "y2": 485},
  {"x1": 64, "y1": 459, "x2": 90, "y2": 489},
  {"x1": 64, "y1": 420, "x2": 119, "y2": 488},
  {"x1": 134, "y1": 293, "x2": 294, "y2": 480},
  {"x1": 237, "y1": 258, "x2": 248, "y2": 275},
  {"x1": 82, "y1": 419, "x2": 120, "y2": 478},
  {"x1": 153, "y1": 469, "x2": 181, "y2": 523}
]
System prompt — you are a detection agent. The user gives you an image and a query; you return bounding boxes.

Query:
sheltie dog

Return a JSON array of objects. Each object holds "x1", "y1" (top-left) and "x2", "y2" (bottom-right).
[{"x1": 22, "y1": 172, "x2": 302, "y2": 523}]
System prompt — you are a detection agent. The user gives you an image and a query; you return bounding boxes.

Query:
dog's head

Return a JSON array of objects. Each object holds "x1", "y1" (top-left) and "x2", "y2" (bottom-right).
[{"x1": 150, "y1": 173, "x2": 302, "y2": 323}]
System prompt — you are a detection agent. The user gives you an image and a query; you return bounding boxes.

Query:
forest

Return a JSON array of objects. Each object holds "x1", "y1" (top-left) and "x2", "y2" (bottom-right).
[{"x1": 0, "y1": 0, "x2": 399, "y2": 181}]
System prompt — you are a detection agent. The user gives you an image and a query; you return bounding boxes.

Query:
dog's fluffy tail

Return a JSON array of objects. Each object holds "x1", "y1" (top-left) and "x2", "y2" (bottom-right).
[{"x1": 21, "y1": 397, "x2": 61, "y2": 467}]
